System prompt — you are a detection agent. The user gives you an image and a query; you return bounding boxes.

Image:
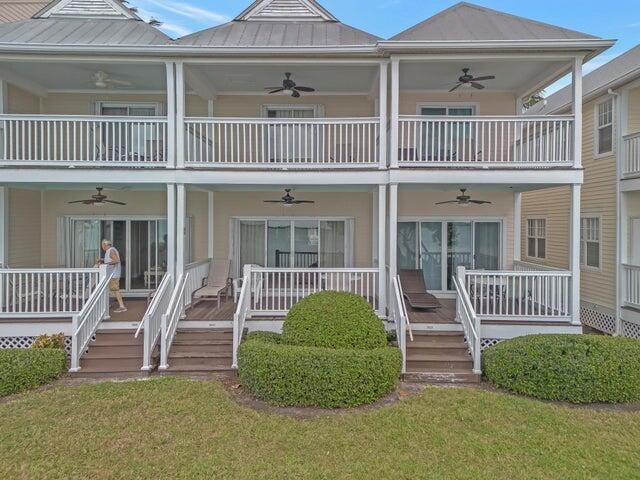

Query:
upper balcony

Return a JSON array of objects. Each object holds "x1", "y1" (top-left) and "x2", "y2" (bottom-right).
[{"x1": 623, "y1": 132, "x2": 640, "y2": 179}]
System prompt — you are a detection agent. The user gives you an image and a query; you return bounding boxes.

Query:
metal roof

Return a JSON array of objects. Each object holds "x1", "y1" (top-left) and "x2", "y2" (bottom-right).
[
  {"x1": 0, "y1": 0, "x2": 51, "y2": 23},
  {"x1": 0, "y1": 17, "x2": 171, "y2": 45},
  {"x1": 391, "y1": 2, "x2": 597, "y2": 41},
  {"x1": 177, "y1": 20, "x2": 379, "y2": 47},
  {"x1": 528, "y1": 44, "x2": 640, "y2": 114}
]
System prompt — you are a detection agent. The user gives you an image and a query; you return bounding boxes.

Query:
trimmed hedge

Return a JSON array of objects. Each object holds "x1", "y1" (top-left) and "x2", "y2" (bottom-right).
[
  {"x1": 282, "y1": 291, "x2": 387, "y2": 350},
  {"x1": 238, "y1": 332, "x2": 402, "y2": 408},
  {"x1": 0, "y1": 349, "x2": 67, "y2": 397},
  {"x1": 483, "y1": 334, "x2": 640, "y2": 403}
]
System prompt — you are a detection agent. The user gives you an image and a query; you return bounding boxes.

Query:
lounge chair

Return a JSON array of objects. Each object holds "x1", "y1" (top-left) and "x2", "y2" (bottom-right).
[
  {"x1": 193, "y1": 259, "x2": 231, "y2": 308},
  {"x1": 399, "y1": 269, "x2": 441, "y2": 310}
]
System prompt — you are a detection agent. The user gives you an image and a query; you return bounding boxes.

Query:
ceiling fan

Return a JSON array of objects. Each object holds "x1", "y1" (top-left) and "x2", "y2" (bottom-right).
[
  {"x1": 68, "y1": 187, "x2": 126, "y2": 207},
  {"x1": 93, "y1": 71, "x2": 132, "y2": 89},
  {"x1": 435, "y1": 189, "x2": 492, "y2": 207},
  {"x1": 264, "y1": 73, "x2": 315, "y2": 98},
  {"x1": 448, "y1": 68, "x2": 495, "y2": 92},
  {"x1": 263, "y1": 189, "x2": 315, "y2": 207}
]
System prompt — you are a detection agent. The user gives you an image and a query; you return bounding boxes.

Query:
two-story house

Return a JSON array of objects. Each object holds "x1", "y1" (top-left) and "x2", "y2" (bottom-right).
[{"x1": 0, "y1": 0, "x2": 614, "y2": 380}]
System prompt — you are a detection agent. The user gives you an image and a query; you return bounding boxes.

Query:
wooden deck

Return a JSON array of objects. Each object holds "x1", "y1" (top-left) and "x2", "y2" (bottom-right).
[{"x1": 407, "y1": 299, "x2": 457, "y2": 324}]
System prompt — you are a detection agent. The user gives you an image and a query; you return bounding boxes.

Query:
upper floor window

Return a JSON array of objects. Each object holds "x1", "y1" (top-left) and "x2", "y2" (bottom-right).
[
  {"x1": 99, "y1": 103, "x2": 159, "y2": 117},
  {"x1": 527, "y1": 218, "x2": 546, "y2": 259},
  {"x1": 421, "y1": 106, "x2": 475, "y2": 116},
  {"x1": 581, "y1": 217, "x2": 601, "y2": 269},
  {"x1": 596, "y1": 99, "x2": 613, "y2": 155}
]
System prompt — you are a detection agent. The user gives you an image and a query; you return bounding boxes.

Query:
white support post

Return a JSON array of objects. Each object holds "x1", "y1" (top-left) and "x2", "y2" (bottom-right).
[
  {"x1": 208, "y1": 191, "x2": 215, "y2": 260},
  {"x1": 167, "y1": 184, "x2": 176, "y2": 285},
  {"x1": 618, "y1": 190, "x2": 628, "y2": 335},
  {"x1": 0, "y1": 186, "x2": 7, "y2": 268},
  {"x1": 165, "y1": 62, "x2": 176, "y2": 169},
  {"x1": 378, "y1": 60, "x2": 388, "y2": 169},
  {"x1": 176, "y1": 62, "x2": 185, "y2": 169},
  {"x1": 390, "y1": 58, "x2": 400, "y2": 169},
  {"x1": 615, "y1": 89, "x2": 629, "y2": 336},
  {"x1": 389, "y1": 183, "x2": 398, "y2": 281},
  {"x1": 0, "y1": 80, "x2": 7, "y2": 114},
  {"x1": 513, "y1": 191, "x2": 522, "y2": 264},
  {"x1": 207, "y1": 99, "x2": 215, "y2": 117},
  {"x1": 572, "y1": 56, "x2": 583, "y2": 169},
  {"x1": 569, "y1": 183, "x2": 582, "y2": 325},
  {"x1": 377, "y1": 184, "x2": 387, "y2": 316},
  {"x1": 98, "y1": 264, "x2": 110, "y2": 320},
  {"x1": 176, "y1": 183, "x2": 186, "y2": 279}
]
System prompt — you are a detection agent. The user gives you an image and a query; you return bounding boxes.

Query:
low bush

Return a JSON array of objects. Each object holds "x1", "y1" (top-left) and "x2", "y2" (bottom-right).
[
  {"x1": 0, "y1": 348, "x2": 67, "y2": 397},
  {"x1": 32, "y1": 333, "x2": 66, "y2": 350},
  {"x1": 238, "y1": 332, "x2": 402, "y2": 408},
  {"x1": 483, "y1": 334, "x2": 640, "y2": 403},
  {"x1": 282, "y1": 291, "x2": 387, "y2": 350}
]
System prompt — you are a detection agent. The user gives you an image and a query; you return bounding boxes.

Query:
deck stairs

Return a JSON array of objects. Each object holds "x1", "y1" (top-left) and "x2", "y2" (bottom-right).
[{"x1": 160, "y1": 329, "x2": 234, "y2": 375}]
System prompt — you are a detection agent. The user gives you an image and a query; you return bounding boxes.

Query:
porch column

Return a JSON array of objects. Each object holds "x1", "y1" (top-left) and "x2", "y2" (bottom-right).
[
  {"x1": 572, "y1": 56, "x2": 583, "y2": 169},
  {"x1": 176, "y1": 61, "x2": 186, "y2": 169},
  {"x1": 377, "y1": 184, "x2": 387, "y2": 315},
  {"x1": 389, "y1": 58, "x2": 400, "y2": 169},
  {"x1": 208, "y1": 191, "x2": 215, "y2": 260},
  {"x1": 618, "y1": 191, "x2": 629, "y2": 335},
  {"x1": 513, "y1": 191, "x2": 522, "y2": 264},
  {"x1": 569, "y1": 183, "x2": 582, "y2": 325},
  {"x1": 389, "y1": 183, "x2": 398, "y2": 281},
  {"x1": 166, "y1": 184, "x2": 176, "y2": 284},
  {"x1": 378, "y1": 60, "x2": 388, "y2": 169},
  {"x1": 176, "y1": 183, "x2": 186, "y2": 279},
  {"x1": 165, "y1": 62, "x2": 176, "y2": 169}
]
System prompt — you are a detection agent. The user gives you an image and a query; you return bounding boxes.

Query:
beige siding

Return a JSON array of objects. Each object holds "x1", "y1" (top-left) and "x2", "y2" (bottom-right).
[
  {"x1": 398, "y1": 190, "x2": 515, "y2": 268},
  {"x1": 627, "y1": 86, "x2": 640, "y2": 134},
  {"x1": 522, "y1": 94, "x2": 618, "y2": 309},
  {"x1": 211, "y1": 95, "x2": 375, "y2": 118},
  {"x1": 399, "y1": 91, "x2": 516, "y2": 116},
  {"x1": 8, "y1": 188, "x2": 42, "y2": 267},
  {"x1": 210, "y1": 191, "x2": 374, "y2": 269},
  {"x1": 7, "y1": 85, "x2": 40, "y2": 114},
  {"x1": 41, "y1": 93, "x2": 167, "y2": 115}
]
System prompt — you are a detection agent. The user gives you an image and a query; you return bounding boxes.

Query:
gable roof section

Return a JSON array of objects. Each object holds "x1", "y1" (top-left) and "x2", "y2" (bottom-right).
[
  {"x1": 34, "y1": 0, "x2": 138, "y2": 19},
  {"x1": 529, "y1": 45, "x2": 640, "y2": 115},
  {"x1": 236, "y1": 0, "x2": 337, "y2": 22},
  {"x1": 0, "y1": 1, "x2": 51, "y2": 23},
  {"x1": 391, "y1": 2, "x2": 597, "y2": 41}
]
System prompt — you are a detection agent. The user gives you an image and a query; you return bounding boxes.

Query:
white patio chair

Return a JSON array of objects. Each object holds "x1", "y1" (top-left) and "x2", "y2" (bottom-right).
[{"x1": 193, "y1": 259, "x2": 231, "y2": 308}]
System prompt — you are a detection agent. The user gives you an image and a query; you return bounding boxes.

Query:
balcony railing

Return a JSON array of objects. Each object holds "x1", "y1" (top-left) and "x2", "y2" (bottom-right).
[
  {"x1": 184, "y1": 117, "x2": 381, "y2": 168},
  {"x1": 398, "y1": 115, "x2": 574, "y2": 167},
  {"x1": 0, "y1": 115, "x2": 167, "y2": 166},
  {"x1": 623, "y1": 264, "x2": 640, "y2": 309},
  {"x1": 623, "y1": 132, "x2": 640, "y2": 178}
]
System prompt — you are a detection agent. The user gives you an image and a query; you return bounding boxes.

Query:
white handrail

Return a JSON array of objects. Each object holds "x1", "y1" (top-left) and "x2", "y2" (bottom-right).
[
  {"x1": 453, "y1": 268, "x2": 481, "y2": 375},
  {"x1": 184, "y1": 117, "x2": 380, "y2": 167},
  {"x1": 513, "y1": 260, "x2": 565, "y2": 272},
  {"x1": 159, "y1": 273, "x2": 189, "y2": 370},
  {"x1": 398, "y1": 115, "x2": 574, "y2": 166},
  {"x1": 135, "y1": 274, "x2": 172, "y2": 371},
  {"x1": 232, "y1": 270, "x2": 252, "y2": 369},
  {"x1": 0, "y1": 267, "x2": 100, "y2": 318},
  {"x1": 69, "y1": 272, "x2": 111, "y2": 372},
  {"x1": 390, "y1": 275, "x2": 412, "y2": 374}
]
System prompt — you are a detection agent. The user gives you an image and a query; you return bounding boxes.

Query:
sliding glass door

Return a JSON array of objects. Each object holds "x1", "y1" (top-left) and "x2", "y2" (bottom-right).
[{"x1": 398, "y1": 220, "x2": 502, "y2": 292}]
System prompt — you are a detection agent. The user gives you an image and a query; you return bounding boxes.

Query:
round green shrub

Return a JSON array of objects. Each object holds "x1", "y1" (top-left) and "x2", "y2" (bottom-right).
[
  {"x1": 238, "y1": 332, "x2": 402, "y2": 408},
  {"x1": 483, "y1": 334, "x2": 640, "y2": 403},
  {"x1": 0, "y1": 348, "x2": 67, "y2": 397},
  {"x1": 282, "y1": 291, "x2": 387, "y2": 350}
]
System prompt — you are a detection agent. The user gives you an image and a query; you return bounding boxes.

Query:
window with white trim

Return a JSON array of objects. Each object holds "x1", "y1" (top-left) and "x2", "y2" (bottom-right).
[
  {"x1": 527, "y1": 218, "x2": 546, "y2": 259},
  {"x1": 581, "y1": 217, "x2": 600, "y2": 269},
  {"x1": 597, "y1": 99, "x2": 613, "y2": 155}
]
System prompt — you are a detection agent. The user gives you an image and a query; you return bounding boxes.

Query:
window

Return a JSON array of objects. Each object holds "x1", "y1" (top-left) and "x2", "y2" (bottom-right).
[
  {"x1": 581, "y1": 217, "x2": 601, "y2": 269},
  {"x1": 597, "y1": 99, "x2": 613, "y2": 155},
  {"x1": 527, "y1": 219, "x2": 546, "y2": 259}
]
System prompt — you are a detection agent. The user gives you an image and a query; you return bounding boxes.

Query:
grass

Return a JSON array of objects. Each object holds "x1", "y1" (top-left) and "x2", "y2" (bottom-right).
[{"x1": 1, "y1": 378, "x2": 639, "y2": 479}]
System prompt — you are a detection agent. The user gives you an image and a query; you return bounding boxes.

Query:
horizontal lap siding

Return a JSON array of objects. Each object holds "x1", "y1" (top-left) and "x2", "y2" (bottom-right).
[
  {"x1": 7, "y1": 85, "x2": 39, "y2": 114},
  {"x1": 8, "y1": 188, "x2": 42, "y2": 267},
  {"x1": 627, "y1": 87, "x2": 640, "y2": 134},
  {"x1": 211, "y1": 95, "x2": 375, "y2": 117},
  {"x1": 521, "y1": 95, "x2": 617, "y2": 310}
]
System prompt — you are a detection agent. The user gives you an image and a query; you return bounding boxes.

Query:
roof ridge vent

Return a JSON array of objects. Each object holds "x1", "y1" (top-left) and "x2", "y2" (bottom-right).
[
  {"x1": 235, "y1": 0, "x2": 338, "y2": 22},
  {"x1": 34, "y1": 0, "x2": 139, "y2": 20}
]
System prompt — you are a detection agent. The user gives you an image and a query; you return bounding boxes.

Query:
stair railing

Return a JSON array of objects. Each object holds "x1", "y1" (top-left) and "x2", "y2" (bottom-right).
[
  {"x1": 159, "y1": 273, "x2": 189, "y2": 370},
  {"x1": 232, "y1": 266, "x2": 252, "y2": 369},
  {"x1": 390, "y1": 275, "x2": 412, "y2": 373},
  {"x1": 135, "y1": 274, "x2": 173, "y2": 371},
  {"x1": 453, "y1": 266, "x2": 481, "y2": 374}
]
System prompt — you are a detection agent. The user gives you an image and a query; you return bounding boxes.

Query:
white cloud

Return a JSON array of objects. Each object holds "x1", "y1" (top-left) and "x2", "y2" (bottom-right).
[{"x1": 139, "y1": 0, "x2": 230, "y2": 24}]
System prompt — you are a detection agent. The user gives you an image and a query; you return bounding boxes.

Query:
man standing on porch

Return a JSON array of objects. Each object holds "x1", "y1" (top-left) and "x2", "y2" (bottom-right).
[{"x1": 100, "y1": 239, "x2": 126, "y2": 313}]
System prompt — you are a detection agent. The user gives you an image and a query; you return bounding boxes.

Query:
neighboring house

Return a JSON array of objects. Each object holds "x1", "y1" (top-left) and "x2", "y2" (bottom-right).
[
  {"x1": 0, "y1": 0, "x2": 615, "y2": 380},
  {"x1": 522, "y1": 45, "x2": 640, "y2": 339},
  {"x1": 0, "y1": 0, "x2": 51, "y2": 23}
]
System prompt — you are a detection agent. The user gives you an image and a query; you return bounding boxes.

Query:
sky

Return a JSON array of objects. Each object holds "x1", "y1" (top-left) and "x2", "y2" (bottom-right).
[{"x1": 132, "y1": 0, "x2": 640, "y2": 94}]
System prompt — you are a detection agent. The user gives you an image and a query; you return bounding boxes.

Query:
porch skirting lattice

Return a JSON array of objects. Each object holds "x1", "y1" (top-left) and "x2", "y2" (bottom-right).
[
  {"x1": 0, "y1": 336, "x2": 72, "y2": 354},
  {"x1": 621, "y1": 320, "x2": 640, "y2": 339},
  {"x1": 581, "y1": 302, "x2": 616, "y2": 335}
]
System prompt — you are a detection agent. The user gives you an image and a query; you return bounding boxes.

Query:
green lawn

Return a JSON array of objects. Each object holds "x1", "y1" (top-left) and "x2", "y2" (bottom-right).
[{"x1": 1, "y1": 378, "x2": 639, "y2": 479}]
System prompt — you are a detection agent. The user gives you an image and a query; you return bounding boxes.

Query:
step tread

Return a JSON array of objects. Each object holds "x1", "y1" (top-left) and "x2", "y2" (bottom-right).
[
  {"x1": 406, "y1": 353, "x2": 472, "y2": 362},
  {"x1": 169, "y1": 352, "x2": 232, "y2": 359},
  {"x1": 403, "y1": 371, "x2": 480, "y2": 383},
  {"x1": 172, "y1": 339, "x2": 233, "y2": 346},
  {"x1": 163, "y1": 365, "x2": 234, "y2": 373}
]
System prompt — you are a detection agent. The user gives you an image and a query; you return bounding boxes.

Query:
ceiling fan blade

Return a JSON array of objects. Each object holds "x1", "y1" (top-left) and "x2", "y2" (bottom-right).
[
  {"x1": 103, "y1": 200, "x2": 127, "y2": 205},
  {"x1": 448, "y1": 83, "x2": 462, "y2": 93},
  {"x1": 108, "y1": 78, "x2": 132, "y2": 86},
  {"x1": 471, "y1": 75, "x2": 495, "y2": 81},
  {"x1": 68, "y1": 200, "x2": 91, "y2": 204},
  {"x1": 264, "y1": 200, "x2": 284, "y2": 203},
  {"x1": 469, "y1": 200, "x2": 492, "y2": 204},
  {"x1": 292, "y1": 200, "x2": 315, "y2": 204},
  {"x1": 268, "y1": 88, "x2": 285, "y2": 94},
  {"x1": 294, "y1": 86, "x2": 315, "y2": 92},
  {"x1": 435, "y1": 200, "x2": 459, "y2": 205},
  {"x1": 471, "y1": 82, "x2": 485, "y2": 90}
]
